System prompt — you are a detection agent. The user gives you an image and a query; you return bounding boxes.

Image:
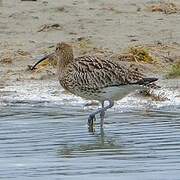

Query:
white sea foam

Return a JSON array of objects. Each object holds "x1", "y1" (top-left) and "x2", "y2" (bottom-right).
[
  {"x1": 115, "y1": 88, "x2": 180, "y2": 111},
  {"x1": 0, "y1": 80, "x2": 179, "y2": 110},
  {"x1": 0, "y1": 80, "x2": 87, "y2": 107}
]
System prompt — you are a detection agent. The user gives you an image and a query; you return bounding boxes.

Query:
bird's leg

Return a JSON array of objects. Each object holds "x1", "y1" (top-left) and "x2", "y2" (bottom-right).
[
  {"x1": 88, "y1": 113, "x2": 96, "y2": 127},
  {"x1": 100, "y1": 101, "x2": 105, "y2": 128},
  {"x1": 100, "y1": 100, "x2": 114, "y2": 127},
  {"x1": 88, "y1": 100, "x2": 114, "y2": 127}
]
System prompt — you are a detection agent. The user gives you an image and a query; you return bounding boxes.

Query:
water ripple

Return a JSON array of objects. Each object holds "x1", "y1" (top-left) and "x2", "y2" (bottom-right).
[
  {"x1": 0, "y1": 79, "x2": 180, "y2": 179},
  {"x1": 0, "y1": 103, "x2": 180, "y2": 179}
]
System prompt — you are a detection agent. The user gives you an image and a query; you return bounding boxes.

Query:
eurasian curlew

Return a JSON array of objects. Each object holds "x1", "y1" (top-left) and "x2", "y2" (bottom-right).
[{"x1": 31, "y1": 42, "x2": 158, "y2": 128}]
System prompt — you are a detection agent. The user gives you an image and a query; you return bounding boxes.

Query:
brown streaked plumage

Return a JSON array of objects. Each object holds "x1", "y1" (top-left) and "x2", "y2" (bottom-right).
[{"x1": 31, "y1": 42, "x2": 158, "y2": 129}]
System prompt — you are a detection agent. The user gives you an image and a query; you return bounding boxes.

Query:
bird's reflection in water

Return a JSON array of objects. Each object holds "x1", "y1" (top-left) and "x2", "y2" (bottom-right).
[{"x1": 58, "y1": 127, "x2": 123, "y2": 158}]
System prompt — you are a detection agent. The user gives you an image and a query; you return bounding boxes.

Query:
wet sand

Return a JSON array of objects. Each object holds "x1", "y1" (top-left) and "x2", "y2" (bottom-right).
[{"x1": 0, "y1": 0, "x2": 180, "y2": 89}]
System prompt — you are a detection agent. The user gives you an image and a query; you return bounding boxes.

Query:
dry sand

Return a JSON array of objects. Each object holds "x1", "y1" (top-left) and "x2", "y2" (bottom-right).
[{"x1": 0, "y1": 0, "x2": 180, "y2": 87}]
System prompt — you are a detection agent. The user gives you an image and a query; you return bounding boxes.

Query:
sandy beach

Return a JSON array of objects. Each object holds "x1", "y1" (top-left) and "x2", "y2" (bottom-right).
[
  {"x1": 0, "y1": 1, "x2": 180, "y2": 179},
  {"x1": 0, "y1": 0, "x2": 180, "y2": 85}
]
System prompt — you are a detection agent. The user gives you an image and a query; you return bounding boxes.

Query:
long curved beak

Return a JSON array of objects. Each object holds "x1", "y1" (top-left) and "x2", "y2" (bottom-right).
[{"x1": 31, "y1": 53, "x2": 54, "y2": 70}]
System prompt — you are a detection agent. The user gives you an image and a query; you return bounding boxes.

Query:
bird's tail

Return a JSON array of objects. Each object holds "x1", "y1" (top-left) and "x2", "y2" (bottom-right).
[
  {"x1": 138, "y1": 77, "x2": 160, "y2": 89},
  {"x1": 138, "y1": 77, "x2": 158, "y2": 85},
  {"x1": 127, "y1": 64, "x2": 160, "y2": 88}
]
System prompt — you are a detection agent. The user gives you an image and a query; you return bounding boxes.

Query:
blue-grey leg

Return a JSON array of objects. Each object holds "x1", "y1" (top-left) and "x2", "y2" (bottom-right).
[
  {"x1": 100, "y1": 101, "x2": 105, "y2": 128},
  {"x1": 88, "y1": 100, "x2": 114, "y2": 127}
]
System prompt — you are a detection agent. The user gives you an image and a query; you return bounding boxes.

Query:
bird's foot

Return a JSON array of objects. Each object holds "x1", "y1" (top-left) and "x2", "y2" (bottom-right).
[
  {"x1": 88, "y1": 114, "x2": 96, "y2": 127},
  {"x1": 88, "y1": 114, "x2": 96, "y2": 132}
]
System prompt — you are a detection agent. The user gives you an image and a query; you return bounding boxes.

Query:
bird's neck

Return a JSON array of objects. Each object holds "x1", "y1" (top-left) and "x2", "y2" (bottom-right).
[{"x1": 57, "y1": 54, "x2": 74, "y2": 78}]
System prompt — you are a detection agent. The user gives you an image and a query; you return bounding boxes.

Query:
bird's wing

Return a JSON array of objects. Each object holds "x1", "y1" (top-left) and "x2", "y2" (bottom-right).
[{"x1": 69, "y1": 56, "x2": 145, "y2": 90}]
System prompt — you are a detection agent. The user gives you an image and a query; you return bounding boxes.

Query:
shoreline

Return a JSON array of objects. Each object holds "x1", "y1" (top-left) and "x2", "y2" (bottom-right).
[{"x1": 0, "y1": 0, "x2": 179, "y2": 89}]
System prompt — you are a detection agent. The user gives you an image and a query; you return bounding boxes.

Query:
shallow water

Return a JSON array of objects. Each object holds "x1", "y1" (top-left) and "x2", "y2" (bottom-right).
[{"x1": 0, "y1": 81, "x2": 180, "y2": 180}]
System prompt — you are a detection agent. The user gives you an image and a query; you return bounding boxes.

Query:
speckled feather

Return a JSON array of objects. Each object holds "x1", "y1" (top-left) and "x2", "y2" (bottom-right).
[
  {"x1": 30, "y1": 42, "x2": 158, "y2": 127},
  {"x1": 32, "y1": 42, "x2": 157, "y2": 101},
  {"x1": 59, "y1": 54, "x2": 145, "y2": 100}
]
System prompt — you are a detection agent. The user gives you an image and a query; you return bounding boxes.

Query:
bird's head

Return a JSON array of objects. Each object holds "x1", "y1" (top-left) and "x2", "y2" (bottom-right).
[
  {"x1": 30, "y1": 42, "x2": 74, "y2": 70},
  {"x1": 55, "y1": 42, "x2": 74, "y2": 67}
]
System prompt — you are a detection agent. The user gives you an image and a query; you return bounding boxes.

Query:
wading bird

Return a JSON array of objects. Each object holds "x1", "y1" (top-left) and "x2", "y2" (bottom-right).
[{"x1": 31, "y1": 42, "x2": 158, "y2": 128}]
